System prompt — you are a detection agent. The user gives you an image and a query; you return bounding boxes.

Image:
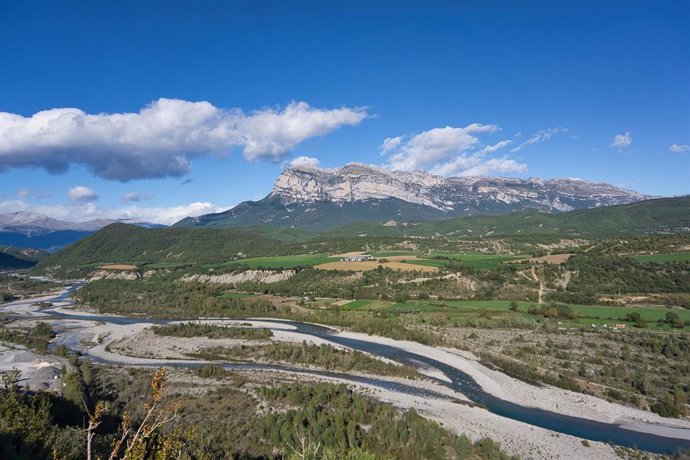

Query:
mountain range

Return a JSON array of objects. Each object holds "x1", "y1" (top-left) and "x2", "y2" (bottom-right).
[
  {"x1": 0, "y1": 212, "x2": 164, "y2": 251},
  {"x1": 32, "y1": 196, "x2": 690, "y2": 277},
  {"x1": 176, "y1": 163, "x2": 649, "y2": 230}
]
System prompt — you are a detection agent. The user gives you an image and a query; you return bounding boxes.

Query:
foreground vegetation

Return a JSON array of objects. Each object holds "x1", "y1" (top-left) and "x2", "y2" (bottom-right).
[{"x1": 0, "y1": 363, "x2": 515, "y2": 459}]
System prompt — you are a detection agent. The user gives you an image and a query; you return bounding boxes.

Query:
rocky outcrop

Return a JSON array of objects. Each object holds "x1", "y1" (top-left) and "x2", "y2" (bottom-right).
[
  {"x1": 271, "y1": 163, "x2": 647, "y2": 213},
  {"x1": 180, "y1": 270, "x2": 296, "y2": 284},
  {"x1": 175, "y1": 162, "x2": 651, "y2": 230}
]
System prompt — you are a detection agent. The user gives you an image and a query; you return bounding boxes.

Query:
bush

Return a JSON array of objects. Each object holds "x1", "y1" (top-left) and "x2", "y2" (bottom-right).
[{"x1": 195, "y1": 364, "x2": 226, "y2": 379}]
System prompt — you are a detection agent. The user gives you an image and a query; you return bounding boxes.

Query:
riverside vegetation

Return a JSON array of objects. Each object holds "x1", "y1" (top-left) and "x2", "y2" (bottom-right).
[{"x1": 192, "y1": 342, "x2": 420, "y2": 379}]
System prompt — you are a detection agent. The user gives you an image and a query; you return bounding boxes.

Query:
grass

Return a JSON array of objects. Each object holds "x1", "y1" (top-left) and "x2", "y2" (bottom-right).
[
  {"x1": 444, "y1": 300, "x2": 532, "y2": 310},
  {"x1": 224, "y1": 253, "x2": 337, "y2": 269},
  {"x1": 568, "y1": 304, "x2": 690, "y2": 322},
  {"x1": 400, "y1": 258, "x2": 447, "y2": 268},
  {"x1": 450, "y1": 300, "x2": 690, "y2": 328},
  {"x1": 342, "y1": 299, "x2": 374, "y2": 310},
  {"x1": 427, "y1": 251, "x2": 527, "y2": 269},
  {"x1": 334, "y1": 297, "x2": 690, "y2": 331},
  {"x1": 633, "y1": 252, "x2": 690, "y2": 263},
  {"x1": 373, "y1": 251, "x2": 418, "y2": 257}
]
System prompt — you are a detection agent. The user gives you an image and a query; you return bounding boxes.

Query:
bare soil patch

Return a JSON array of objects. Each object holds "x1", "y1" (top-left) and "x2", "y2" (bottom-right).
[
  {"x1": 513, "y1": 254, "x2": 572, "y2": 265},
  {"x1": 99, "y1": 264, "x2": 138, "y2": 270},
  {"x1": 331, "y1": 251, "x2": 367, "y2": 258}
]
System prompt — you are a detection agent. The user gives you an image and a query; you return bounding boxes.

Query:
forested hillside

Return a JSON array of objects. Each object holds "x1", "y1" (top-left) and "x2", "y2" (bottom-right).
[{"x1": 328, "y1": 197, "x2": 690, "y2": 238}]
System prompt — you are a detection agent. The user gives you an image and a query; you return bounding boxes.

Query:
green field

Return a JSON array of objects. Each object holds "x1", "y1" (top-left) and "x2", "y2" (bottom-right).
[
  {"x1": 224, "y1": 253, "x2": 337, "y2": 269},
  {"x1": 428, "y1": 251, "x2": 527, "y2": 269},
  {"x1": 400, "y1": 258, "x2": 447, "y2": 268},
  {"x1": 335, "y1": 297, "x2": 690, "y2": 330},
  {"x1": 373, "y1": 251, "x2": 418, "y2": 257},
  {"x1": 634, "y1": 252, "x2": 690, "y2": 263},
  {"x1": 443, "y1": 300, "x2": 532, "y2": 310},
  {"x1": 215, "y1": 250, "x2": 527, "y2": 271},
  {"x1": 342, "y1": 299, "x2": 374, "y2": 310},
  {"x1": 568, "y1": 304, "x2": 690, "y2": 322}
]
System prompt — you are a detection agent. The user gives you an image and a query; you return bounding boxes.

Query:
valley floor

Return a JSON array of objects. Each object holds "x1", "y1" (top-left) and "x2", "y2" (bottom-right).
[{"x1": 2, "y1": 286, "x2": 690, "y2": 459}]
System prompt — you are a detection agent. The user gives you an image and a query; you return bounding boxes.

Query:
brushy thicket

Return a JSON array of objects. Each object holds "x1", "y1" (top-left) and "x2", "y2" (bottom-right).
[
  {"x1": 193, "y1": 341, "x2": 419, "y2": 379},
  {"x1": 153, "y1": 322, "x2": 273, "y2": 339}
]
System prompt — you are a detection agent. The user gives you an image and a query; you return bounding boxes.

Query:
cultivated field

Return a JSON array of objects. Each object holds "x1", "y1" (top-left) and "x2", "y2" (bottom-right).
[
  {"x1": 512, "y1": 254, "x2": 572, "y2": 264},
  {"x1": 634, "y1": 252, "x2": 690, "y2": 263},
  {"x1": 225, "y1": 253, "x2": 336, "y2": 268},
  {"x1": 99, "y1": 264, "x2": 138, "y2": 270},
  {"x1": 315, "y1": 260, "x2": 438, "y2": 272}
]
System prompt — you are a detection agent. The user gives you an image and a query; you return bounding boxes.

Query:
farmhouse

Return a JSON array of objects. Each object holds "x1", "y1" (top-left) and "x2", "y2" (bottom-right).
[{"x1": 341, "y1": 254, "x2": 374, "y2": 262}]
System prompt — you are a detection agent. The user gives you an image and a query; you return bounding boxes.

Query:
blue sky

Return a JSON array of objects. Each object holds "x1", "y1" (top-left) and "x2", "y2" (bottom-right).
[{"x1": 0, "y1": 1, "x2": 688, "y2": 223}]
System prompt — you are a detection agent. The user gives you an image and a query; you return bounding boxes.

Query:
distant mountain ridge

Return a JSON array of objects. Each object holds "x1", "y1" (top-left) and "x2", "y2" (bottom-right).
[
  {"x1": 0, "y1": 211, "x2": 116, "y2": 235},
  {"x1": 0, "y1": 245, "x2": 48, "y2": 269},
  {"x1": 0, "y1": 211, "x2": 166, "y2": 251},
  {"x1": 176, "y1": 163, "x2": 649, "y2": 230}
]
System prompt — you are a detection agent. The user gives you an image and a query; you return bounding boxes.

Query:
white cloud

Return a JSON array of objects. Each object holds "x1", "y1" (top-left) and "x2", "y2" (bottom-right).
[
  {"x1": 239, "y1": 102, "x2": 367, "y2": 161},
  {"x1": 430, "y1": 154, "x2": 527, "y2": 177},
  {"x1": 0, "y1": 199, "x2": 231, "y2": 226},
  {"x1": 16, "y1": 188, "x2": 32, "y2": 198},
  {"x1": 669, "y1": 143, "x2": 689, "y2": 153},
  {"x1": 68, "y1": 186, "x2": 98, "y2": 202},
  {"x1": 0, "y1": 98, "x2": 368, "y2": 181},
  {"x1": 103, "y1": 202, "x2": 231, "y2": 225},
  {"x1": 121, "y1": 192, "x2": 154, "y2": 203},
  {"x1": 381, "y1": 125, "x2": 524, "y2": 177},
  {"x1": 379, "y1": 136, "x2": 403, "y2": 154},
  {"x1": 610, "y1": 131, "x2": 632, "y2": 149},
  {"x1": 478, "y1": 140, "x2": 512, "y2": 155},
  {"x1": 383, "y1": 124, "x2": 500, "y2": 171},
  {"x1": 510, "y1": 128, "x2": 567, "y2": 152},
  {"x1": 287, "y1": 156, "x2": 321, "y2": 169}
]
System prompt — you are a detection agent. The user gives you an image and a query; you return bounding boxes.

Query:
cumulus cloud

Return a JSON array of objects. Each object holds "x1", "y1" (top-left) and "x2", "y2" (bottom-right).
[
  {"x1": 669, "y1": 143, "x2": 689, "y2": 153},
  {"x1": 379, "y1": 136, "x2": 403, "y2": 154},
  {"x1": 121, "y1": 192, "x2": 154, "y2": 203},
  {"x1": 287, "y1": 156, "x2": 321, "y2": 169},
  {"x1": 0, "y1": 199, "x2": 231, "y2": 226},
  {"x1": 0, "y1": 98, "x2": 368, "y2": 181},
  {"x1": 610, "y1": 131, "x2": 632, "y2": 149},
  {"x1": 68, "y1": 186, "x2": 98, "y2": 202},
  {"x1": 380, "y1": 125, "x2": 522, "y2": 177},
  {"x1": 383, "y1": 124, "x2": 500, "y2": 171},
  {"x1": 510, "y1": 128, "x2": 567, "y2": 152},
  {"x1": 431, "y1": 154, "x2": 527, "y2": 177}
]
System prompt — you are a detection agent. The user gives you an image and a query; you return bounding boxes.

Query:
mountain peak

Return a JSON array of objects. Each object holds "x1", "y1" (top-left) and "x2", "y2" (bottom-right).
[
  {"x1": 272, "y1": 163, "x2": 646, "y2": 212},
  {"x1": 176, "y1": 163, "x2": 649, "y2": 230}
]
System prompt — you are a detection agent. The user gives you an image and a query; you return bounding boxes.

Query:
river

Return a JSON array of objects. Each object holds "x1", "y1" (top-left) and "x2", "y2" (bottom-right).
[{"x1": 4, "y1": 282, "x2": 690, "y2": 455}]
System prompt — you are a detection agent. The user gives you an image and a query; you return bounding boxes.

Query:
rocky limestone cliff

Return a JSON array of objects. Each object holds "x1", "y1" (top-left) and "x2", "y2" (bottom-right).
[{"x1": 270, "y1": 163, "x2": 647, "y2": 213}]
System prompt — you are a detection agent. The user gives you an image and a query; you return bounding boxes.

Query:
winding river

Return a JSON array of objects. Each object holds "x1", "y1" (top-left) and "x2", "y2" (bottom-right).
[{"x1": 4, "y1": 283, "x2": 690, "y2": 455}]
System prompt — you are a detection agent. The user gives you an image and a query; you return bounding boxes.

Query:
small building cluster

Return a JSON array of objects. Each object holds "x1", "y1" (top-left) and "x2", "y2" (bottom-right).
[{"x1": 341, "y1": 254, "x2": 374, "y2": 262}]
